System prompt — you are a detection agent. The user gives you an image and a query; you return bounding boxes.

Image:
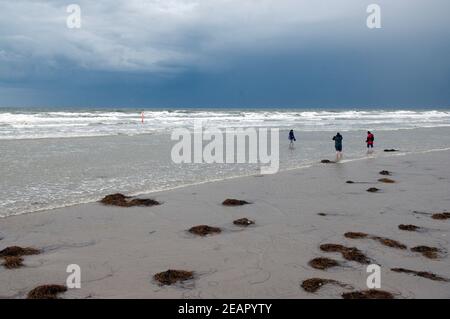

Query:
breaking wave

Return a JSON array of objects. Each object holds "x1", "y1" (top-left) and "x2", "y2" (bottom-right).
[{"x1": 1, "y1": 108, "x2": 450, "y2": 140}]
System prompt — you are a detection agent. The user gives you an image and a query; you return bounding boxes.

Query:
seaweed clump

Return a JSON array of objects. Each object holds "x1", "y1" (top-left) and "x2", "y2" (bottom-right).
[
  {"x1": 320, "y1": 243, "x2": 371, "y2": 264},
  {"x1": 0, "y1": 246, "x2": 40, "y2": 257},
  {"x1": 431, "y1": 212, "x2": 450, "y2": 220},
  {"x1": 371, "y1": 236, "x2": 407, "y2": 250},
  {"x1": 398, "y1": 224, "x2": 420, "y2": 231},
  {"x1": 27, "y1": 285, "x2": 67, "y2": 299},
  {"x1": 153, "y1": 270, "x2": 194, "y2": 286},
  {"x1": 342, "y1": 289, "x2": 394, "y2": 299},
  {"x1": 222, "y1": 199, "x2": 250, "y2": 206},
  {"x1": 301, "y1": 278, "x2": 343, "y2": 293},
  {"x1": 378, "y1": 178, "x2": 396, "y2": 183},
  {"x1": 2, "y1": 256, "x2": 24, "y2": 269},
  {"x1": 411, "y1": 246, "x2": 441, "y2": 259},
  {"x1": 344, "y1": 232, "x2": 368, "y2": 239},
  {"x1": 100, "y1": 193, "x2": 160, "y2": 207},
  {"x1": 233, "y1": 218, "x2": 255, "y2": 226},
  {"x1": 188, "y1": 225, "x2": 222, "y2": 236},
  {"x1": 308, "y1": 257, "x2": 340, "y2": 270},
  {"x1": 344, "y1": 232, "x2": 407, "y2": 250},
  {"x1": 0, "y1": 246, "x2": 40, "y2": 269}
]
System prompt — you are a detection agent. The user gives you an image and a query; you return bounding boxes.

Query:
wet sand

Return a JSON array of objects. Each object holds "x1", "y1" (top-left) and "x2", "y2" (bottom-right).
[{"x1": 1, "y1": 150, "x2": 450, "y2": 298}]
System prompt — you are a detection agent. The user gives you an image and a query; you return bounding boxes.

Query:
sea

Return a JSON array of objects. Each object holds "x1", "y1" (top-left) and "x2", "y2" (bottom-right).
[{"x1": 1, "y1": 107, "x2": 450, "y2": 217}]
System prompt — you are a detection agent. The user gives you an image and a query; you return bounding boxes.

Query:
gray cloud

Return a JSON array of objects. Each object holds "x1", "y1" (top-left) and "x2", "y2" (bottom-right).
[
  {"x1": 0, "y1": 0, "x2": 449, "y2": 107},
  {"x1": 3, "y1": 0, "x2": 444, "y2": 75}
]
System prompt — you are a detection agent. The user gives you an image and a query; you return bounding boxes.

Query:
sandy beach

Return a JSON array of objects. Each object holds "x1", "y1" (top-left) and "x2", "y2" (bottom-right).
[{"x1": 1, "y1": 149, "x2": 450, "y2": 299}]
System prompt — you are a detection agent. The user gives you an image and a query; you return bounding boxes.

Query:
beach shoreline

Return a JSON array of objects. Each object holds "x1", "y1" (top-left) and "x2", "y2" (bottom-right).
[
  {"x1": 3, "y1": 145, "x2": 450, "y2": 219},
  {"x1": 1, "y1": 150, "x2": 450, "y2": 299},
  {"x1": 3, "y1": 110, "x2": 450, "y2": 219}
]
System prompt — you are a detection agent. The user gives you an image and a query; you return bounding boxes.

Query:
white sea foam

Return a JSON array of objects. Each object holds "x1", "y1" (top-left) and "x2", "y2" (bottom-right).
[{"x1": 1, "y1": 109, "x2": 450, "y2": 140}]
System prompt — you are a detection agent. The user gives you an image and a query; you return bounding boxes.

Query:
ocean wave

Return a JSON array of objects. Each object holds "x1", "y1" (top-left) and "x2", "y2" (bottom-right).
[{"x1": 1, "y1": 109, "x2": 450, "y2": 140}]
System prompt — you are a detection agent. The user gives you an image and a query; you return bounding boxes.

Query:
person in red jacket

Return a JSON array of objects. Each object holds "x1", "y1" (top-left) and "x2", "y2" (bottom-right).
[{"x1": 366, "y1": 131, "x2": 374, "y2": 150}]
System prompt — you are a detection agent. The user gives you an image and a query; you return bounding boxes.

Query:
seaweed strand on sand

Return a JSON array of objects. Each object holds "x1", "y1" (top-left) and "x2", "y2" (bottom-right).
[
  {"x1": 391, "y1": 268, "x2": 448, "y2": 282},
  {"x1": 344, "y1": 232, "x2": 407, "y2": 250},
  {"x1": 222, "y1": 199, "x2": 251, "y2": 206}
]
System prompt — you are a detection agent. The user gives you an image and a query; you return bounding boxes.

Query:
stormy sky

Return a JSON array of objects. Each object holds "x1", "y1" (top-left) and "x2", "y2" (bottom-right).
[{"x1": 0, "y1": 0, "x2": 449, "y2": 108}]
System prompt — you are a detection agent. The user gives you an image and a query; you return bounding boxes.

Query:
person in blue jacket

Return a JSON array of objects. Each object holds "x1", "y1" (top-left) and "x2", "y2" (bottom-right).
[{"x1": 332, "y1": 132, "x2": 343, "y2": 160}]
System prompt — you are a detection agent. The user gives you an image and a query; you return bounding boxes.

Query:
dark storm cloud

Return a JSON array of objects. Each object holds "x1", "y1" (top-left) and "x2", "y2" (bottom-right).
[{"x1": 0, "y1": 0, "x2": 449, "y2": 107}]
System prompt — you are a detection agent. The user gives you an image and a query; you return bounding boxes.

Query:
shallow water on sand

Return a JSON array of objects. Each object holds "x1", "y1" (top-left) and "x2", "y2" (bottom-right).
[{"x1": 1, "y1": 126, "x2": 450, "y2": 217}]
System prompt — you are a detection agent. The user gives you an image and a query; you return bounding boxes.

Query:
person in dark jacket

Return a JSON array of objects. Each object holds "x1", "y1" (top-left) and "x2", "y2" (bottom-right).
[
  {"x1": 332, "y1": 132, "x2": 343, "y2": 160},
  {"x1": 288, "y1": 129, "x2": 296, "y2": 148}
]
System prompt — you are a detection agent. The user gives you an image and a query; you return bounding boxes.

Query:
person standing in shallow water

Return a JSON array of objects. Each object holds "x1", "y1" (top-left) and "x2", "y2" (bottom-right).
[
  {"x1": 288, "y1": 129, "x2": 296, "y2": 148},
  {"x1": 366, "y1": 131, "x2": 374, "y2": 153},
  {"x1": 332, "y1": 132, "x2": 343, "y2": 161}
]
